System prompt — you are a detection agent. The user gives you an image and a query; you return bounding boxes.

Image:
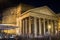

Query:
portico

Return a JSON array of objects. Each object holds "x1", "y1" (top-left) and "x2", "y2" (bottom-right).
[{"x1": 17, "y1": 6, "x2": 58, "y2": 37}]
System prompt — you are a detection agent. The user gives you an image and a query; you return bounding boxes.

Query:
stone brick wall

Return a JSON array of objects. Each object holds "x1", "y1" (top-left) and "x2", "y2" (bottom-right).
[
  {"x1": 2, "y1": 3, "x2": 34, "y2": 24},
  {"x1": 2, "y1": 7, "x2": 20, "y2": 24},
  {"x1": 2, "y1": 3, "x2": 34, "y2": 34}
]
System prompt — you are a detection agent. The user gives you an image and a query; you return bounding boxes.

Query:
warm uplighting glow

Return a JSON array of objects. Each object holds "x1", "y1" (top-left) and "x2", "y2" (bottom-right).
[
  {"x1": 16, "y1": 28, "x2": 20, "y2": 35},
  {"x1": 48, "y1": 25, "x2": 51, "y2": 29},
  {"x1": 58, "y1": 23, "x2": 60, "y2": 28},
  {"x1": 0, "y1": 24, "x2": 18, "y2": 34},
  {"x1": 4, "y1": 29, "x2": 16, "y2": 34}
]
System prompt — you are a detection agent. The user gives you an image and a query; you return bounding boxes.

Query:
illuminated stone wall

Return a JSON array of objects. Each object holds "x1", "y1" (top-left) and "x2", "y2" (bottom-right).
[
  {"x1": 2, "y1": 3, "x2": 34, "y2": 24},
  {"x1": 2, "y1": 6, "x2": 21, "y2": 24},
  {"x1": 2, "y1": 3, "x2": 34, "y2": 34},
  {"x1": 4, "y1": 29, "x2": 16, "y2": 34}
]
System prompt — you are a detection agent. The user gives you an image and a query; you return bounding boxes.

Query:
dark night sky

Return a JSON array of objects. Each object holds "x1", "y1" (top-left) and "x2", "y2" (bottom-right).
[
  {"x1": 0, "y1": 0, "x2": 60, "y2": 14},
  {"x1": 21, "y1": 0, "x2": 60, "y2": 14},
  {"x1": 0, "y1": 0, "x2": 19, "y2": 12}
]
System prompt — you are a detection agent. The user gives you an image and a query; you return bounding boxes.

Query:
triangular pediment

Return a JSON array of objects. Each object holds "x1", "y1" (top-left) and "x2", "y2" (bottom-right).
[{"x1": 26, "y1": 6, "x2": 57, "y2": 16}]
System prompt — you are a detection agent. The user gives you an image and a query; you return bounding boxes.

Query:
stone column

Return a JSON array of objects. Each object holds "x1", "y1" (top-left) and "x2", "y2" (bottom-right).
[
  {"x1": 22, "y1": 20, "x2": 23, "y2": 34},
  {"x1": 55, "y1": 21, "x2": 58, "y2": 34},
  {"x1": 26, "y1": 19, "x2": 28, "y2": 34},
  {"x1": 51, "y1": 20, "x2": 53, "y2": 35},
  {"x1": 34, "y1": 17, "x2": 37, "y2": 37},
  {"x1": 39, "y1": 18, "x2": 42, "y2": 35},
  {"x1": 22, "y1": 20, "x2": 24, "y2": 34},
  {"x1": 29, "y1": 17, "x2": 31, "y2": 35},
  {"x1": 25, "y1": 19, "x2": 27, "y2": 34},
  {"x1": 56, "y1": 21, "x2": 58, "y2": 34},
  {"x1": 43, "y1": 18, "x2": 45, "y2": 34},
  {"x1": 47, "y1": 20, "x2": 50, "y2": 34},
  {"x1": 53, "y1": 20, "x2": 55, "y2": 34}
]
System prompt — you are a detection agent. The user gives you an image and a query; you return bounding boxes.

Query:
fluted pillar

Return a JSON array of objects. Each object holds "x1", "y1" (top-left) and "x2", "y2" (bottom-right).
[
  {"x1": 47, "y1": 20, "x2": 50, "y2": 33},
  {"x1": 22, "y1": 20, "x2": 24, "y2": 34},
  {"x1": 43, "y1": 19, "x2": 45, "y2": 34},
  {"x1": 39, "y1": 18, "x2": 42, "y2": 35},
  {"x1": 54, "y1": 21, "x2": 58, "y2": 34},
  {"x1": 29, "y1": 17, "x2": 31, "y2": 34},
  {"x1": 34, "y1": 17, "x2": 37, "y2": 37},
  {"x1": 51, "y1": 20, "x2": 53, "y2": 34},
  {"x1": 25, "y1": 19, "x2": 27, "y2": 34}
]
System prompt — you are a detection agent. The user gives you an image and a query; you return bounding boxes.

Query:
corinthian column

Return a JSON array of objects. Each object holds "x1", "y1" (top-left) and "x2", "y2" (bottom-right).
[
  {"x1": 24, "y1": 19, "x2": 27, "y2": 34},
  {"x1": 34, "y1": 17, "x2": 37, "y2": 37},
  {"x1": 43, "y1": 18, "x2": 45, "y2": 34},
  {"x1": 29, "y1": 17, "x2": 31, "y2": 35},
  {"x1": 51, "y1": 20, "x2": 53, "y2": 34},
  {"x1": 39, "y1": 18, "x2": 41, "y2": 35}
]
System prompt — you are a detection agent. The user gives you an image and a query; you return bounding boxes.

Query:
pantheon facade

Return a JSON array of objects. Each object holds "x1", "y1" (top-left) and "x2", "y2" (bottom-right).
[{"x1": 17, "y1": 6, "x2": 58, "y2": 37}]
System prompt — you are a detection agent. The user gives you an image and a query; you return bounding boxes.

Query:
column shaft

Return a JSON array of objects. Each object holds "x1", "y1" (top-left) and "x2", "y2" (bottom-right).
[
  {"x1": 51, "y1": 20, "x2": 53, "y2": 34},
  {"x1": 34, "y1": 17, "x2": 37, "y2": 37},
  {"x1": 43, "y1": 19, "x2": 45, "y2": 34},
  {"x1": 25, "y1": 19, "x2": 27, "y2": 34},
  {"x1": 55, "y1": 21, "x2": 58, "y2": 34},
  {"x1": 39, "y1": 18, "x2": 41, "y2": 35},
  {"x1": 22, "y1": 20, "x2": 24, "y2": 34},
  {"x1": 47, "y1": 20, "x2": 50, "y2": 33},
  {"x1": 29, "y1": 17, "x2": 31, "y2": 34}
]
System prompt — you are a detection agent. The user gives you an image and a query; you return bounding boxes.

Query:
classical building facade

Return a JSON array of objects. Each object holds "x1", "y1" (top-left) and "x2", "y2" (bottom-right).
[
  {"x1": 17, "y1": 6, "x2": 58, "y2": 37},
  {"x1": 1, "y1": 3, "x2": 59, "y2": 36}
]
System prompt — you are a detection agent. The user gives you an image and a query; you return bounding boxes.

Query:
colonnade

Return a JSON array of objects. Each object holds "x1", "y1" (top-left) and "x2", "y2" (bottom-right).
[{"x1": 21, "y1": 17, "x2": 58, "y2": 37}]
